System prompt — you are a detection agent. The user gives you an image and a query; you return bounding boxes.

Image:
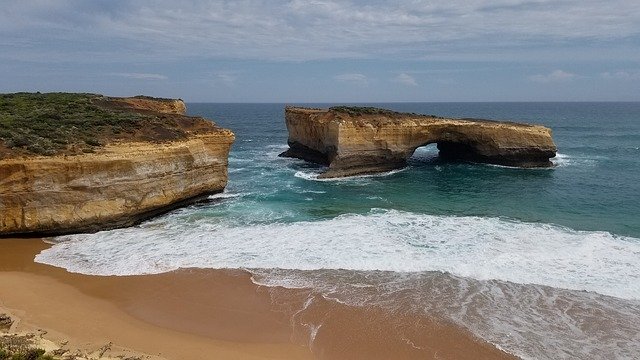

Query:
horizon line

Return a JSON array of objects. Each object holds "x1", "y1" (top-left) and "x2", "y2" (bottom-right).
[{"x1": 186, "y1": 100, "x2": 640, "y2": 104}]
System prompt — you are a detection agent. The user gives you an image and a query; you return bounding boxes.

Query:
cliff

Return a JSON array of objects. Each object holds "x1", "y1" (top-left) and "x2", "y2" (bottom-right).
[
  {"x1": 0, "y1": 93, "x2": 234, "y2": 236},
  {"x1": 280, "y1": 107, "x2": 557, "y2": 178}
]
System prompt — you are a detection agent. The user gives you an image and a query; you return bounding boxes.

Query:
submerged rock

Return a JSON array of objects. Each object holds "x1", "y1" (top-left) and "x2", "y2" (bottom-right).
[
  {"x1": 280, "y1": 106, "x2": 557, "y2": 178},
  {"x1": 0, "y1": 93, "x2": 234, "y2": 236}
]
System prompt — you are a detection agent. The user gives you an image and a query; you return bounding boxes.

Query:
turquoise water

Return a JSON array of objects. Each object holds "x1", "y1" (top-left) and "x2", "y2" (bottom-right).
[
  {"x1": 36, "y1": 102, "x2": 640, "y2": 359},
  {"x1": 189, "y1": 102, "x2": 640, "y2": 237}
]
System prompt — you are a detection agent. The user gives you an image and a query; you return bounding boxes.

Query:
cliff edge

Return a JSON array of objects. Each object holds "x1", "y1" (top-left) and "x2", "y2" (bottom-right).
[
  {"x1": 280, "y1": 106, "x2": 556, "y2": 178},
  {"x1": 0, "y1": 93, "x2": 234, "y2": 236}
]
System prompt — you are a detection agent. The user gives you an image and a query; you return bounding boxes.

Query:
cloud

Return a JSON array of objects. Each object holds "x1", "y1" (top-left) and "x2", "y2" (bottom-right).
[
  {"x1": 393, "y1": 73, "x2": 418, "y2": 86},
  {"x1": 111, "y1": 73, "x2": 167, "y2": 80},
  {"x1": 214, "y1": 72, "x2": 237, "y2": 86},
  {"x1": 529, "y1": 70, "x2": 577, "y2": 83},
  {"x1": 1, "y1": 1, "x2": 640, "y2": 63},
  {"x1": 601, "y1": 70, "x2": 640, "y2": 80},
  {"x1": 334, "y1": 73, "x2": 368, "y2": 83}
]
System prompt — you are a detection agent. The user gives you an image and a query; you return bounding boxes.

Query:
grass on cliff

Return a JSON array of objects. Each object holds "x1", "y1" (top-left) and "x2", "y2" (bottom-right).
[
  {"x1": 0, "y1": 92, "x2": 192, "y2": 158},
  {"x1": 329, "y1": 106, "x2": 403, "y2": 116},
  {"x1": 329, "y1": 106, "x2": 443, "y2": 119}
]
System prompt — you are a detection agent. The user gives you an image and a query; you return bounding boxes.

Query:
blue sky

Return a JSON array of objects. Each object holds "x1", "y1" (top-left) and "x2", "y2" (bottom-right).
[{"x1": 1, "y1": 1, "x2": 639, "y2": 102}]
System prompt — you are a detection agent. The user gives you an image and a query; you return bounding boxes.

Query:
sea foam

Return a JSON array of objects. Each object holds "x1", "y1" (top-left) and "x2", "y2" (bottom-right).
[
  {"x1": 35, "y1": 209, "x2": 640, "y2": 300},
  {"x1": 293, "y1": 168, "x2": 407, "y2": 181}
]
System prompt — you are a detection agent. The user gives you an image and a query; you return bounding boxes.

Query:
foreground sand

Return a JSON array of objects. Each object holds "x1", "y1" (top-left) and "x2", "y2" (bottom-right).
[{"x1": 0, "y1": 238, "x2": 516, "y2": 359}]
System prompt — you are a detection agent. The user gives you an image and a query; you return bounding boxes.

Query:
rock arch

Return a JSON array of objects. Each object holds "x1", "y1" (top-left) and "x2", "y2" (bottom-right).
[{"x1": 280, "y1": 107, "x2": 557, "y2": 178}]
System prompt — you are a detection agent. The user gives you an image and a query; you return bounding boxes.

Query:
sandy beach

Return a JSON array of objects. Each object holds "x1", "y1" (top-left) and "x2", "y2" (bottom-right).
[{"x1": 0, "y1": 238, "x2": 515, "y2": 360}]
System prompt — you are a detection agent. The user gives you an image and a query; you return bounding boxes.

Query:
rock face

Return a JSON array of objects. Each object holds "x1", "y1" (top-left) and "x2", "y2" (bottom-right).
[
  {"x1": 0, "y1": 96, "x2": 234, "y2": 236},
  {"x1": 280, "y1": 107, "x2": 557, "y2": 178}
]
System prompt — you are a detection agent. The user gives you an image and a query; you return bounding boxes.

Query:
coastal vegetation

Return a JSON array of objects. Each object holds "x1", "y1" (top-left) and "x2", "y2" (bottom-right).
[
  {"x1": 0, "y1": 92, "x2": 193, "y2": 158},
  {"x1": 329, "y1": 106, "x2": 445, "y2": 119},
  {"x1": 329, "y1": 106, "x2": 403, "y2": 116},
  {"x1": 0, "y1": 335, "x2": 54, "y2": 360}
]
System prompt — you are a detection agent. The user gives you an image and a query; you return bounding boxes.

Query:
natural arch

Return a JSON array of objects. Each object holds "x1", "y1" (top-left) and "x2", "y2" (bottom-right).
[{"x1": 280, "y1": 107, "x2": 557, "y2": 178}]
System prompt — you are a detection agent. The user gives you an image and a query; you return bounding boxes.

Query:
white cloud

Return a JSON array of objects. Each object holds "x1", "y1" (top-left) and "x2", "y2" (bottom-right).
[
  {"x1": 393, "y1": 73, "x2": 418, "y2": 86},
  {"x1": 601, "y1": 70, "x2": 640, "y2": 80},
  {"x1": 214, "y1": 72, "x2": 237, "y2": 86},
  {"x1": 111, "y1": 73, "x2": 167, "y2": 80},
  {"x1": 334, "y1": 73, "x2": 368, "y2": 83},
  {"x1": 529, "y1": 70, "x2": 577, "y2": 83},
  {"x1": 1, "y1": 1, "x2": 640, "y2": 62}
]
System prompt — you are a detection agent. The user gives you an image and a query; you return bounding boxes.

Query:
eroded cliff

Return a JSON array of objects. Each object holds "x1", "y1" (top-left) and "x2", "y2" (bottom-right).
[
  {"x1": 280, "y1": 107, "x2": 557, "y2": 178},
  {"x1": 0, "y1": 93, "x2": 234, "y2": 236}
]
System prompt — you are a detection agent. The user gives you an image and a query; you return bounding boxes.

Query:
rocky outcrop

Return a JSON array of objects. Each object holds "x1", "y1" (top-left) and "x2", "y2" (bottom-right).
[
  {"x1": 96, "y1": 95, "x2": 187, "y2": 115},
  {"x1": 0, "y1": 96, "x2": 234, "y2": 236},
  {"x1": 280, "y1": 107, "x2": 557, "y2": 178}
]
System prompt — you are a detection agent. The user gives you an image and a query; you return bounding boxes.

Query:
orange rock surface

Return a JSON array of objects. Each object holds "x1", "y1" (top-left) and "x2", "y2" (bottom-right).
[
  {"x1": 281, "y1": 107, "x2": 556, "y2": 178},
  {"x1": 0, "y1": 96, "x2": 234, "y2": 236}
]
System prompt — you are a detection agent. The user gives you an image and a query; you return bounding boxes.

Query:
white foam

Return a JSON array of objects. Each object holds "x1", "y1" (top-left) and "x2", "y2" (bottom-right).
[
  {"x1": 484, "y1": 163, "x2": 551, "y2": 170},
  {"x1": 552, "y1": 153, "x2": 598, "y2": 168},
  {"x1": 293, "y1": 168, "x2": 407, "y2": 182},
  {"x1": 207, "y1": 192, "x2": 248, "y2": 200},
  {"x1": 293, "y1": 170, "x2": 322, "y2": 181},
  {"x1": 299, "y1": 189, "x2": 326, "y2": 194},
  {"x1": 552, "y1": 153, "x2": 571, "y2": 167},
  {"x1": 228, "y1": 167, "x2": 247, "y2": 173},
  {"x1": 36, "y1": 209, "x2": 640, "y2": 300}
]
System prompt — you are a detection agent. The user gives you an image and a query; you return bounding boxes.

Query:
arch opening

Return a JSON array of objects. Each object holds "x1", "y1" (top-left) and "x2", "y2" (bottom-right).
[
  {"x1": 436, "y1": 141, "x2": 484, "y2": 163},
  {"x1": 408, "y1": 143, "x2": 439, "y2": 165},
  {"x1": 409, "y1": 140, "x2": 484, "y2": 166}
]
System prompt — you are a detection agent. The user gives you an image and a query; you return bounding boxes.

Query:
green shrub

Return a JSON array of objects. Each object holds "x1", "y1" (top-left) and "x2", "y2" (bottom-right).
[
  {"x1": 0, "y1": 344, "x2": 54, "y2": 360},
  {"x1": 0, "y1": 92, "x2": 161, "y2": 156},
  {"x1": 84, "y1": 138, "x2": 102, "y2": 146},
  {"x1": 329, "y1": 106, "x2": 400, "y2": 116}
]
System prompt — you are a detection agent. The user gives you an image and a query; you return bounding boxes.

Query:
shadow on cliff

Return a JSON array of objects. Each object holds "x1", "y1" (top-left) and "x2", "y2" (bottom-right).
[{"x1": 408, "y1": 144, "x2": 554, "y2": 179}]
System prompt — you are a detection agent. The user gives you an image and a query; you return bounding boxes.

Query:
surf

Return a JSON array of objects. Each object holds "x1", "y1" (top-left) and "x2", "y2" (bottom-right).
[{"x1": 36, "y1": 208, "x2": 640, "y2": 300}]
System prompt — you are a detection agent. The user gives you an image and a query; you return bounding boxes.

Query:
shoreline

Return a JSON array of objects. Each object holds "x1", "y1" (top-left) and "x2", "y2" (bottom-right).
[{"x1": 0, "y1": 238, "x2": 515, "y2": 359}]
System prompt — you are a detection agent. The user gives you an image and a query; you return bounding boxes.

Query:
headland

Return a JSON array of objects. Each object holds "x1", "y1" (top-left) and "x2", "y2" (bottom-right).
[{"x1": 0, "y1": 93, "x2": 234, "y2": 236}]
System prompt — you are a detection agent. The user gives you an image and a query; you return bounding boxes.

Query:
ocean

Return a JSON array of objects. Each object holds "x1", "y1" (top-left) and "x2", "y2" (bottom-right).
[{"x1": 36, "y1": 102, "x2": 640, "y2": 359}]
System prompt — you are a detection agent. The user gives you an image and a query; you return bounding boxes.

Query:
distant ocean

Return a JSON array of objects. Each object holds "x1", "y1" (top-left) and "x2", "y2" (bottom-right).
[{"x1": 37, "y1": 102, "x2": 640, "y2": 359}]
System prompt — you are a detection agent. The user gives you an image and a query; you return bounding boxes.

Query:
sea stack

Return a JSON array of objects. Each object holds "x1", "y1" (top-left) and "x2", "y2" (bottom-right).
[
  {"x1": 280, "y1": 106, "x2": 557, "y2": 178},
  {"x1": 0, "y1": 93, "x2": 235, "y2": 236}
]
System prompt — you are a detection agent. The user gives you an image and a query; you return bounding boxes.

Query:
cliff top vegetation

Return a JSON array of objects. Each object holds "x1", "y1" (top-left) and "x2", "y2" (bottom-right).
[
  {"x1": 0, "y1": 92, "x2": 214, "y2": 159},
  {"x1": 328, "y1": 106, "x2": 445, "y2": 119}
]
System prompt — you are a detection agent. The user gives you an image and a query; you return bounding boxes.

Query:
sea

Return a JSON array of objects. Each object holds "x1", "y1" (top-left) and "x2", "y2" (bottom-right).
[{"x1": 36, "y1": 102, "x2": 640, "y2": 359}]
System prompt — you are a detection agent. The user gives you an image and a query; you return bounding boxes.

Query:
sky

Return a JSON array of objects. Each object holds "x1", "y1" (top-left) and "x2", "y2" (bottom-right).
[{"x1": 1, "y1": 0, "x2": 639, "y2": 102}]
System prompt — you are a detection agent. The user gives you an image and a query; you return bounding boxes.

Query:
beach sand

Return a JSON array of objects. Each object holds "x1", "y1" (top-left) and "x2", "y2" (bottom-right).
[{"x1": 0, "y1": 238, "x2": 516, "y2": 359}]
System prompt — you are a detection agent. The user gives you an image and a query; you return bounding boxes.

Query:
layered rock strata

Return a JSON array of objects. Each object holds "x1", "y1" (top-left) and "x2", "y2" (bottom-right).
[
  {"x1": 0, "y1": 96, "x2": 234, "y2": 236},
  {"x1": 280, "y1": 107, "x2": 557, "y2": 178}
]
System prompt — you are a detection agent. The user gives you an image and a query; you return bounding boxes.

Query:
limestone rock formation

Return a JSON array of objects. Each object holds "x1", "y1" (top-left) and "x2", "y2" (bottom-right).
[
  {"x1": 0, "y1": 94, "x2": 234, "y2": 236},
  {"x1": 280, "y1": 107, "x2": 557, "y2": 178}
]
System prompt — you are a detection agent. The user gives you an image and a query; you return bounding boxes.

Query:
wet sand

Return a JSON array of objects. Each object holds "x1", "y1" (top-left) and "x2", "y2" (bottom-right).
[{"x1": 0, "y1": 238, "x2": 516, "y2": 359}]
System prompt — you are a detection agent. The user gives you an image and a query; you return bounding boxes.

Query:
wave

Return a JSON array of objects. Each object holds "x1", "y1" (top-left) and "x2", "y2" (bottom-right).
[
  {"x1": 551, "y1": 152, "x2": 598, "y2": 167},
  {"x1": 248, "y1": 268, "x2": 640, "y2": 360},
  {"x1": 299, "y1": 189, "x2": 327, "y2": 194},
  {"x1": 228, "y1": 167, "x2": 247, "y2": 173},
  {"x1": 36, "y1": 209, "x2": 640, "y2": 300},
  {"x1": 291, "y1": 153, "x2": 588, "y2": 175},
  {"x1": 207, "y1": 192, "x2": 248, "y2": 200},
  {"x1": 293, "y1": 168, "x2": 407, "y2": 182}
]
